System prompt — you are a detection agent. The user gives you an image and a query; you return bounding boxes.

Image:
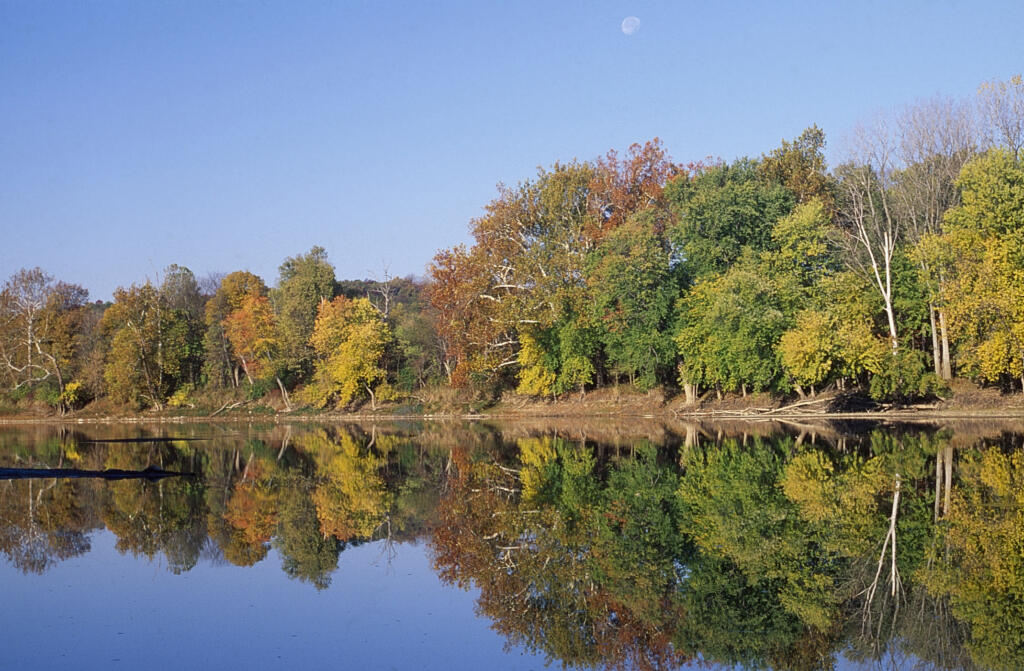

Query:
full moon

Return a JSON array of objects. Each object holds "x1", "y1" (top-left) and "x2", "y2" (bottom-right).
[{"x1": 621, "y1": 16, "x2": 640, "y2": 35}]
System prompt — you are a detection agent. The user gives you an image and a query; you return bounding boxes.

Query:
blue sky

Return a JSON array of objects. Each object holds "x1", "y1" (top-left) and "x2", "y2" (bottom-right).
[{"x1": 2, "y1": 0, "x2": 1022, "y2": 300}]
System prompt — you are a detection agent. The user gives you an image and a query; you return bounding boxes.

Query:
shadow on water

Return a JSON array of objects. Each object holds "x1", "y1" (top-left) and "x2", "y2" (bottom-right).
[{"x1": 0, "y1": 466, "x2": 194, "y2": 480}]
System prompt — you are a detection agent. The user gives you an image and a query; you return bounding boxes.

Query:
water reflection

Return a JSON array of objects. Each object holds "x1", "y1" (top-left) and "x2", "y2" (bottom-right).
[{"x1": 1, "y1": 420, "x2": 1023, "y2": 670}]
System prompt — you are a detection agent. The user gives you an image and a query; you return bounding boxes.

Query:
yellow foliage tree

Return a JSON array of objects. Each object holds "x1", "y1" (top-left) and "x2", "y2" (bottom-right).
[
  {"x1": 778, "y1": 311, "x2": 836, "y2": 395},
  {"x1": 305, "y1": 296, "x2": 394, "y2": 409},
  {"x1": 515, "y1": 331, "x2": 556, "y2": 397},
  {"x1": 939, "y1": 150, "x2": 1024, "y2": 387}
]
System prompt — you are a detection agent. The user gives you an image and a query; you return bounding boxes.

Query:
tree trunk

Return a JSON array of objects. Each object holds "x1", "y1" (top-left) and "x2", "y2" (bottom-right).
[
  {"x1": 884, "y1": 302, "x2": 899, "y2": 352},
  {"x1": 239, "y1": 356, "x2": 254, "y2": 385},
  {"x1": 54, "y1": 365, "x2": 65, "y2": 415},
  {"x1": 139, "y1": 351, "x2": 162, "y2": 410},
  {"x1": 221, "y1": 337, "x2": 236, "y2": 388},
  {"x1": 939, "y1": 309, "x2": 952, "y2": 380},
  {"x1": 929, "y1": 304, "x2": 941, "y2": 376},
  {"x1": 682, "y1": 381, "x2": 697, "y2": 406},
  {"x1": 275, "y1": 377, "x2": 292, "y2": 411},
  {"x1": 366, "y1": 384, "x2": 376, "y2": 411}
]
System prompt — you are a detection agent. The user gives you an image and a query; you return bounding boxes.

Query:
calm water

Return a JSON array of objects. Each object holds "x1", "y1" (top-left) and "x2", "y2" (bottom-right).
[{"x1": 1, "y1": 419, "x2": 1022, "y2": 670}]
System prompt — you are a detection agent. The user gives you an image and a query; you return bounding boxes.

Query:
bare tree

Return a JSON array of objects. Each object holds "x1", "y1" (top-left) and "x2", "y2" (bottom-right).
[
  {"x1": 893, "y1": 96, "x2": 978, "y2": 378},
  {"x1": 0, "y1": 269, "x2": 51, "y2": 389},
  {"x1": 836, "y1": 118, "x2": 901, "y2": 351},
  {"x1": 198, "y1": 271, "x2": 225, "y2": 300},
  {"x1": 367, "y1": 265, "x2": 398, "y2": 319},
  {"x1": 840, "y1": 97, "x2": 979, "y2": 368},
  {"x1": 978, "y1": 74, "x2": 1024, "y2": 157}
]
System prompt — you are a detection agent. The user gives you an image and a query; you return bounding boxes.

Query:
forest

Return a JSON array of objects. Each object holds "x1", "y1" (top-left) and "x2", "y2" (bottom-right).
[{"x1": 2, "y1": 76, "x2": 1024, "y2": 415}]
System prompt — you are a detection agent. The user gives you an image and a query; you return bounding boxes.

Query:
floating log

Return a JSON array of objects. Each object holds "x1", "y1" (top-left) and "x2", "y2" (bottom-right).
[{"x1": 0, "y1": 466, "x2": 194, "y2": 481}]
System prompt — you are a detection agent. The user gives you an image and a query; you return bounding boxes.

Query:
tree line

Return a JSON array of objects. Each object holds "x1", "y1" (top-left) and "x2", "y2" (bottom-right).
[
  {"x1": 0, "y1": 252, "x2": 441, "y2": 413},
  {"x1": 3, "y1": 76, "x2": 1024, "y2": 412}
]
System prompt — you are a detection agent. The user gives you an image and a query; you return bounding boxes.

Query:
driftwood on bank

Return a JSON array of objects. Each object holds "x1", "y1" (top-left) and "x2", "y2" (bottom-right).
[
  {"x1": 675, "y1": 395, "x2": 834, "y2": 417},
  {"x1": 209, "y1": 400, "x2": 247, "y2": 418}
]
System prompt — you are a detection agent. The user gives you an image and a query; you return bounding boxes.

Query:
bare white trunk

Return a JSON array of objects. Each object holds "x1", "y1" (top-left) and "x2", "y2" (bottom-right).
[
  {"x1": 275, "y1": 377, "x2": 292, "y2": 411},
  {"x1": 939, "y1": 309, "x2": 952, "y2": 380},
  {"x1": 929, "y1": 304, "x2": 941, "y2": 376}
]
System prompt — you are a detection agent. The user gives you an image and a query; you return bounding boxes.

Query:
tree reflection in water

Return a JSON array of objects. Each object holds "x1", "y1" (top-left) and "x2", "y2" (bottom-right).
[{"x1": 0, "y1": 421, "x2": 1022, "y2": 670}]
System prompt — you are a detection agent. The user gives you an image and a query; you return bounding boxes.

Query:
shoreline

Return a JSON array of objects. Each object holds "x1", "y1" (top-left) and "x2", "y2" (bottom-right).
[{"x1": 3, "y1": 406, "x2": 1024, "y2": 425}]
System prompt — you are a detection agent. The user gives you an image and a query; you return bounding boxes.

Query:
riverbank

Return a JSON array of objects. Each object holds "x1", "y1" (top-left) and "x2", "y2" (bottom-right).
[{"x1": 2, "y1": 380, "x2": 1023, "y2": 425}]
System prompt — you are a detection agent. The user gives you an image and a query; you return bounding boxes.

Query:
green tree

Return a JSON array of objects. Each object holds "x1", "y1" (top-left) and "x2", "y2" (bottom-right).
[
  {"x1": 675, "y1": 254, "x2": 799, "y2": 395},
  {"x1": 759, "y1": 125, "x2": 836, "y2": 211},
  {"x1": 667, "y1": 158, "x2": 794, "y2": 282},
  {"x1": 586, "y1": 211, "x2": 678, "y2": 389},
  {"x1": 778, "y1": 310, "x2": 837, "y2": 395},
  {"x1": 101, "y1": 283, "x2": 194, "y2": 408},
  {"x1": 428, "y1": 142, "x2": 676, "y2": 393},
  {"x1": 159, "y1": 265, "x2": 204, "y2": 391},
  {"x1": 272, "y1": 246, "x2": 336, "y2": 385}
]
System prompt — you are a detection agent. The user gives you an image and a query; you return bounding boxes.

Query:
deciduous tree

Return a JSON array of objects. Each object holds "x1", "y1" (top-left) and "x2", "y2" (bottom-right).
[
  {"x1": 0, "y1": 268, "x2": 88, "y2": 409},
  {"x1": 305, "y1": 296, "x2": 393, "y2": 409}
]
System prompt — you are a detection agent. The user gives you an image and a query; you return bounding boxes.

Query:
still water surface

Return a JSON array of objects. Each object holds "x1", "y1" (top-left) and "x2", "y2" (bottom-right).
[{"x1": 1, "y1": 420, "x2": 1021, "y2": 670}]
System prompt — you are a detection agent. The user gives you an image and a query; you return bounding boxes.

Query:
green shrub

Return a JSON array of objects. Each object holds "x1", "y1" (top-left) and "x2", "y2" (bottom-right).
[{"x1": 869, "y1": 349, "x2": 949, "y2": 403}]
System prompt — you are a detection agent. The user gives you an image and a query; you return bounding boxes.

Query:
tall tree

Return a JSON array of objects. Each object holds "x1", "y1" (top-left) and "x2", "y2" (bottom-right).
[
  {"x1": 759, "y1": 125, "x2": 836, "y2": 211},
  {"x1": 675, "y1": 254, "x2": 799, "y2": 396},
  {"x1": 895, "y1": 96, "x2": 978, "y2": 378},
  {"x1": 223, "y1": 294, "x2": 280, "y2": 386},
  {"x1": 835, "y1": 121, "x2": 903, "y2": 352},
  {"x1": 977, "y1": 74, "x2": 1024, "y2": 157},
  {"x1": 667, "y1": 158, "x2": 794, "y2": 283},
  {"x1": 429, "y1": 141, "x2": 678, "y2": 394},
  {"x1": 429, "y1": 162, "x2": 598, "y2": 387},
  {"x1": 272, "y1": 247, "x2": 336, "y2": 385},
  {"x1": 938, "y1": 149, "x2": 1024, "y2": 388},
  {"x1": 159, "y1": 265, "x2": 204, "y2": 389},
  {"x1": 101, "y1": 282, "x2": 195, "y2": 409},
  {"x1": 586, "y1": 211, "x2": 677, "y2": 389}
]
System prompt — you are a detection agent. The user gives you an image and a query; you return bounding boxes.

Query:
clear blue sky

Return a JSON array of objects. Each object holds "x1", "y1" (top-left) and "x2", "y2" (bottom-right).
[{"x1": 2, "y1": 0, "x2": 1022, "y2": 300}]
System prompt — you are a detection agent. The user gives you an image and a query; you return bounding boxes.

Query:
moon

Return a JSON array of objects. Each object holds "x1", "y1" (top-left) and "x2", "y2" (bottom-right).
[{"x1": 621, "y1": 16, "x2": 640, "y2": 35}]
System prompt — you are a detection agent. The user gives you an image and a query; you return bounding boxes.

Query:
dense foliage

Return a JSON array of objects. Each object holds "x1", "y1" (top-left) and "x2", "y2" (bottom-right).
[{"x1": 3, "y1": 76, "x2": 1024, "y2": 411}]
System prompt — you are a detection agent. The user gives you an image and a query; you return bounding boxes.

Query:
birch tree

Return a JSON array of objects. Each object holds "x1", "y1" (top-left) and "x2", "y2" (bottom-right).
[
  {"x1": 836, "y1": 121, "x2": 902, "y2": 351},
  {"x1": 0, "y1": 268, "x2": 88, "y2": 405}
]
